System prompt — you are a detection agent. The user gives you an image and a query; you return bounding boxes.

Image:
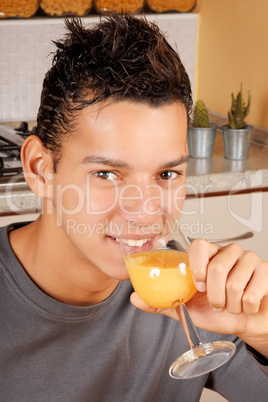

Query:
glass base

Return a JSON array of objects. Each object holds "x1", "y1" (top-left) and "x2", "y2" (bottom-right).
[{"x1": 169, "y1": 341, "x2": 236, "y2": 379}]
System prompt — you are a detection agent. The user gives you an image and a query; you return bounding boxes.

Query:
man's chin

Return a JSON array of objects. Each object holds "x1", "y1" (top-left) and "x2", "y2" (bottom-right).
[{"x1": 111, "y1": 269, "x2": 130, "y2": 282}]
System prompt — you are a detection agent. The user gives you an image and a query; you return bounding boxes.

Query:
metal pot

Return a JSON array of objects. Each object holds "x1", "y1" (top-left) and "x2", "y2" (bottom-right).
[
  {"x1": 187, "y1": 123, "x2": 217, "y2": 158},
  {"x1": 221, "y1": 124, "x2": 252, "y2": 160}
]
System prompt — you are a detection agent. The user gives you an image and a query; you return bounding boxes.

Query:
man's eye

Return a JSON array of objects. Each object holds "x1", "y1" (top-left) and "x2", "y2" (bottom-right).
[
  {"x1": 94, "y1": 171, "x2": 118, "y2": 180},
  {"x1": 158, "y1": 171, "x2": 180, "y2": 180}
]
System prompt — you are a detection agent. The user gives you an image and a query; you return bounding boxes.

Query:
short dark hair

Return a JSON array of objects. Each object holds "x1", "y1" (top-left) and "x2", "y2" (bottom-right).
[{"x1": 37, "y1": 13, "x2": 192, "y2": 168}]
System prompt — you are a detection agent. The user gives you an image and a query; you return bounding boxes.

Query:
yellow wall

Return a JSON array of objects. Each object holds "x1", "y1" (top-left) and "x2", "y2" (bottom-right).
[{"x1": 195, "y1": 0, "x2": 268, "y2": 129}]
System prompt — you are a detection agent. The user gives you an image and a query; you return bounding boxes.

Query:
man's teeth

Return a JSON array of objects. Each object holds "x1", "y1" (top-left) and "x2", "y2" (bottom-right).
[{"x1": 115, "y1": 238, "x2": 151, "y2": 247}]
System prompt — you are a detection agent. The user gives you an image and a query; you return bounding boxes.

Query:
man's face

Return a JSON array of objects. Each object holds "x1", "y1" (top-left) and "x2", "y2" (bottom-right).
[{"x1": 46, "y1": 100, "x2": 188, "y2": 280}]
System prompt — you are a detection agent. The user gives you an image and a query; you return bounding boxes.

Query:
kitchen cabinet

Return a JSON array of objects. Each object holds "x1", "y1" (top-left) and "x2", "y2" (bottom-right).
[{"x1": 181, "y1": 191, "x2": 268, "y2": 261}]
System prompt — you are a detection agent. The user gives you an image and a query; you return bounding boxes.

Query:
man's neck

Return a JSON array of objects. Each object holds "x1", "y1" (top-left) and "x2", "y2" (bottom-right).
[{"x1": 8, "y1": 218, "x2": 119, "y2": 306}]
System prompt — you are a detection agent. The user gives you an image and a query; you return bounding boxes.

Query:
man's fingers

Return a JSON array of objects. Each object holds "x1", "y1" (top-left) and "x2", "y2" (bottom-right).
[
  {"x1": 130, "y1": 292, "x2": 158, "y2": 314},
  {"x1": 130, "y1": 292, "x2": 178, "y2": 320},
  {"x1": 206, "y1": 243, "x2": 245, "y2": 309},
  {"x1": 189, "y1": 239, "x2": 268, "y2": 315},
  {"x1": 241, "y1": 259, "x2": 268, "y2": 314},
  {"x1": 189, "y1": 239, "x2": 221, "y2": 292}
]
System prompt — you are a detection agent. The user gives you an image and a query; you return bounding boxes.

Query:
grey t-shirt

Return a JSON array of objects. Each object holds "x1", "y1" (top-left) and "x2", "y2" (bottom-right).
[{"x1": 0, "y1": 223, "x2": 267, "y2": 401}]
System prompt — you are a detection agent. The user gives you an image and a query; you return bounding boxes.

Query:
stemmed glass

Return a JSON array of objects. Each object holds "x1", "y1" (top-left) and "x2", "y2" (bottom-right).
[{"x1": 119, "y1": 214, "x2": 236, "y2": 379}]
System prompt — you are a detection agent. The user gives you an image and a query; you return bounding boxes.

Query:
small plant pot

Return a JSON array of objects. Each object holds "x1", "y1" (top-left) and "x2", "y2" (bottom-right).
[
  {"x1": 187, "y1": 123, "x2": 217, "y2": 158},
  {"x1": 221, "y1": 124, "x2": 252, "y2": 160}
]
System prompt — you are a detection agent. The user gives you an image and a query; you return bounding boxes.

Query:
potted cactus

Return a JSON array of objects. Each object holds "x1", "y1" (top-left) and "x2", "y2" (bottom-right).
[
  {"x1": 221, "y1": 85, "x2": 252, "y2": 160},
  {"x1": 188, "y1": 100, "x2": 217, "y2": 158}
]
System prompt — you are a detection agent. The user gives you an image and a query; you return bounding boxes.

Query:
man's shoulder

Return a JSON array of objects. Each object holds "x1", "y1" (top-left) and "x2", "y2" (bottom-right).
[{"x1": 0, "y1": 221, "x2": 32, "y2": 262}]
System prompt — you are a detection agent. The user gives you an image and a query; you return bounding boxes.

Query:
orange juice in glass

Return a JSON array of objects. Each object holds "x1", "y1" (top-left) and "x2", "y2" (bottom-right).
[{"x1": 125, "y1": 249, "x2": 197, "y2": 309}]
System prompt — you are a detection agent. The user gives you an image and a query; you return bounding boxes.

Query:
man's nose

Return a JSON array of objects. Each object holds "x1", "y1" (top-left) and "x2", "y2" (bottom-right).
[{"x1": 118, "y1": 182, "x2": 162, "y2": 216}]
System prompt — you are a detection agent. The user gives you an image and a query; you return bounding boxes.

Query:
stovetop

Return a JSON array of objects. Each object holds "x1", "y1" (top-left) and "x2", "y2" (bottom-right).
[{"x1": 0, "y1": 122, "x2": 37, "y2": 182}]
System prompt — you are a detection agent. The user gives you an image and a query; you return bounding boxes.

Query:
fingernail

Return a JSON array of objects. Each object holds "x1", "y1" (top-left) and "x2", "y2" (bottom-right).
[
  {"x1": 212, "y1": 307, "x2": 224, "y2": 312},
  {"x1": 195, "y1": 282, "x2": 207, "y2": 292}
]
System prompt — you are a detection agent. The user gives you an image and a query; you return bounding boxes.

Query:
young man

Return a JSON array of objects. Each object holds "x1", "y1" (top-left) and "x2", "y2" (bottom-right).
[{"x1": 1, "y1": 14, "x2": 267, "y2": 401}]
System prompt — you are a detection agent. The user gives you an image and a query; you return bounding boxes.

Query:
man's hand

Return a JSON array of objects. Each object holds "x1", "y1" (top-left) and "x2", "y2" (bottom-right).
[{"x1": 130, "y1": 239, "x2": 268, "y2": 359}]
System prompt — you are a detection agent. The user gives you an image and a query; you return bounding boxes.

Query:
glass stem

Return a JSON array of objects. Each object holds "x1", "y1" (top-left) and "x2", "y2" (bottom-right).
[{"x1": 176, "y1": 304, "x2": 202, "y2": 349}]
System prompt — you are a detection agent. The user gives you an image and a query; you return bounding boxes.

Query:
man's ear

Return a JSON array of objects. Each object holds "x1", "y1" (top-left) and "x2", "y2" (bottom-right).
[{"x1": 21, "y1": 135, "x2": 54, "y2": 198}]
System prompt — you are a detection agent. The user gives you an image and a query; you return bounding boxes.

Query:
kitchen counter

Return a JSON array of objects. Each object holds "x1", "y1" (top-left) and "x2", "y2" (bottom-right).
[
  {"x1": 1, "y1": 115, "x2": 268, "y2": 215},
  {"x1": 186, "y1": 113, "x2": 268, "y2": 196}
]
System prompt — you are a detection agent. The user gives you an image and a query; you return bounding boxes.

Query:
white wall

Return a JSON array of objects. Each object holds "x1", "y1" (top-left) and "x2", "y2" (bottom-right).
[{"x1": 0, "y1": 14, "x2": 198, "y2": 122}]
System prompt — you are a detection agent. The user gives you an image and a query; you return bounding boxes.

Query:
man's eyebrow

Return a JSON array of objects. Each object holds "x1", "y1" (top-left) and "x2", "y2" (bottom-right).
[
  {"x1": 81, "y1": 155, "x2": 131, "y2": 169},
  {"x1": 81, "y1": 155, "x2": 189, "y2": 170},
  {"x1": 159, "y1": 155, "x2": 189, "y2": 170}
]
